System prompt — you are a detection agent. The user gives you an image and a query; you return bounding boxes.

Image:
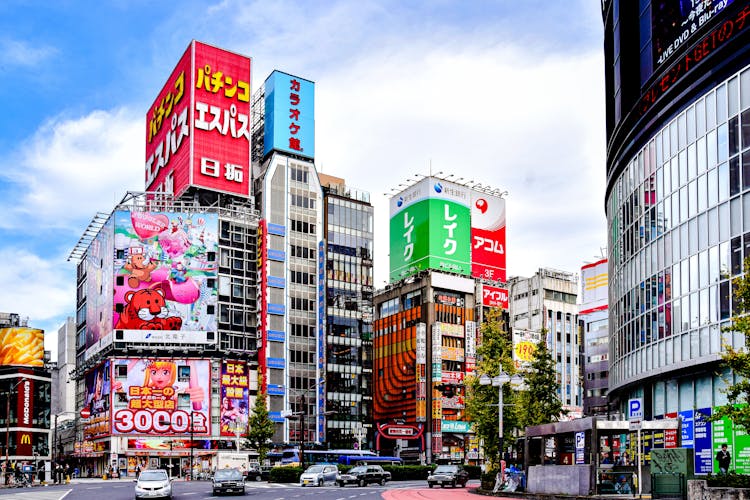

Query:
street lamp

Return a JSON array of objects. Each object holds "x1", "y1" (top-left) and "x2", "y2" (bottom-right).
[
  {"x1": 4, "y1": 378, "x2": 28, "y2": 483},
  {"x1": 479, "y1": 371, "x2": 525, "y2": 456}
]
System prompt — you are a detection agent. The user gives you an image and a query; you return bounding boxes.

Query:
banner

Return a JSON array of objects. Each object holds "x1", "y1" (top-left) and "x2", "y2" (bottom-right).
[
  {"x1": 220, "y1": 360, "x2": 249, "y2": 437},
  {"x1": 84, "y1": 360, "x2": 111, "y2": 438}
]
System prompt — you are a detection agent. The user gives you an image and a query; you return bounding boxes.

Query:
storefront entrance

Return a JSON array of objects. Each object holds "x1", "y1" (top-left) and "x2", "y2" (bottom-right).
[{"x1": 159, "y1": 457, "x2": 181, "y2": 477}]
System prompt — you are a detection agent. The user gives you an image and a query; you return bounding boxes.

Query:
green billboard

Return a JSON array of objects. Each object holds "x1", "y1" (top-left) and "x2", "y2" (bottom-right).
[{"x1": 389, "y1": 178, "x2": 471, "y2": 281}]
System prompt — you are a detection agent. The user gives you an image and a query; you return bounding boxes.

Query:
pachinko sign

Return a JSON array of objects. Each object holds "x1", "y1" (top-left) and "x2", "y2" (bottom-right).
[
  {"x1": 112, "y1": 210, "x2": 217, "y2": 339},
  {"x1": 145, "y1": 40, "x2": 252, "y2": 198},
  {"x1": 112, "y1": 358, "x2": 210, "y2": 436},
  {"x1": 83, "y1": 360, "x2": 111, "y2": 438},
  {"x1": 220, "y1": 360, "x2": 249, "y2": 437}
]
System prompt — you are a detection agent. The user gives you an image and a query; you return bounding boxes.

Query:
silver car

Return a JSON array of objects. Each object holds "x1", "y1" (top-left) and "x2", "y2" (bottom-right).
[
  {"x1": 134, "y1": 469, "x2": 172, "y2": 499},
  {"x1": 299, "y1": 464, "x2": 339, "y2": 486}
]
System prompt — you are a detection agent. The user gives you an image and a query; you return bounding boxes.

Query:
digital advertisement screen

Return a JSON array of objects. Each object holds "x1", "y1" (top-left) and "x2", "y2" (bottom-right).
[{"x1": 0, "y1": 327, "x2": 44, "y2": 366}]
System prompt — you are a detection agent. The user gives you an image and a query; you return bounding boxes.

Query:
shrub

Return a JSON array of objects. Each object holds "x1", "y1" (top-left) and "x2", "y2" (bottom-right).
[
  {"x1": 464, "y1": 464, "x2": 481, "y2": 479},
  {"x1": 268, "y1": 466, "x2": 302, "y2": 483},
  {"x1": 383, "y1": 465, "x2": 433, "y2": 481},
  {"x1": 705, "y1": 472, "x2": 750, "y2": 488}
]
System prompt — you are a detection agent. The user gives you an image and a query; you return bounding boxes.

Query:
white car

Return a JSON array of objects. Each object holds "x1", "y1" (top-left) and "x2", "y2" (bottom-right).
[
  {"x1": 299, "y1": 464, "x2": 339, "y2": 486},
  {"x1": 134, "y1": 469, "x2": 172, "y2": 499}
]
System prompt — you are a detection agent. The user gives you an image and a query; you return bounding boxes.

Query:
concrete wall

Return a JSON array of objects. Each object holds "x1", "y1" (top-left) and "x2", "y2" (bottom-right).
[
  {"x1": 688, "y1": 480, "x2": 750, "y2": 500},
  {"x1": 527, "y1": 465, "x2": 592, "y2": 495}
]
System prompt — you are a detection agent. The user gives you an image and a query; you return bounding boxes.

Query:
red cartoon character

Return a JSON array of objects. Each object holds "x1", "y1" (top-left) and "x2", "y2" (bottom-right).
[{"x1": 115, "y1": 289, "x2": 182, "y2": 330}]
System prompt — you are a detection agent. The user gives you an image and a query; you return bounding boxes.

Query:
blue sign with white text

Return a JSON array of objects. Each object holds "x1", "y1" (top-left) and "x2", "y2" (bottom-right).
[{"x1": 263, "y1": 71, "x2": 315, "y2": 159}]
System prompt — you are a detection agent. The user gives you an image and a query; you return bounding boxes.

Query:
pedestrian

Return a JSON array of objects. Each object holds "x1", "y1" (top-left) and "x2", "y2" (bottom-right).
[
  {"x1": 136, "y1": 464, "x2": 141, "y2": 479},
  {"x1": 64, "y1": 464, "x2": 70, "y2": 482},
  {"x1": 716, "y1": 443, "x2": 731, "y2": 474}
]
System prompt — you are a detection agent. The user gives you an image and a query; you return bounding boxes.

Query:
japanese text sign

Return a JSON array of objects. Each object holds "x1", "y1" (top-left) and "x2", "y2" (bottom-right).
[{"x1": 263, "y1": 70, "x2": 315, "y2": 159}]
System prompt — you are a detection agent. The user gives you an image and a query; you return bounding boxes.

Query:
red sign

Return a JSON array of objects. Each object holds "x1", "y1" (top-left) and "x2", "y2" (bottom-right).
[
  {"x1": 482, "y1": 284, "x2": 508, "y2": 309},
  {"x1": 17, "y1": 379, "x2": 32, "y2": 427},
  {"x1": 80, "y1": 407, "x2": 91, "y2": 419},
  {"x1": 471, "y1": 193, "x2": 506, "y2": 281},
  {"x1": 145, "y1": 40, "x2": 252, "y2": 198}
]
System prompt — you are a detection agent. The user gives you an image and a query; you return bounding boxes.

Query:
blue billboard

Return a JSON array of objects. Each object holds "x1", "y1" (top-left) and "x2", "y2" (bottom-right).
[{"x1": 263, "y1": 70, "x2": 315, "y2": 159}]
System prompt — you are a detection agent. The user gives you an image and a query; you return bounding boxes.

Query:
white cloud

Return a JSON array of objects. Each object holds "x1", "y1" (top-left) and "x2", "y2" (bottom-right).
[
  {"x1": 0, "y1": 107, "x2": 144, "y2": 231},
  {"x1": 0, "y1": 38, "x2": 57, "y2": 67}
]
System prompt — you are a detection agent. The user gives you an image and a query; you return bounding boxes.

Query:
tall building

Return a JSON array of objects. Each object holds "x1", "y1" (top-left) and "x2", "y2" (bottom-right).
[
  {"x1": 578, "y1": 259, "x2": 609, "y2": 416},
  {"x1": 373, "y1": 174, "x2": 507, "y2": 464},
  {"x1": 0, "y1": 313, "x2": 52, "y2": 464},
  {"x1": 320, "y1": 174, "x2": 374, "y2": 449},
  {"x1": 508, "y1": 269, "x2": 582, "y2": 414},
  {"x1": 603, "y1": 0, "x2": 750, "y2": 474},
  {"x1": 52, "y1": 317, "x2": 76, "y2": 418}
]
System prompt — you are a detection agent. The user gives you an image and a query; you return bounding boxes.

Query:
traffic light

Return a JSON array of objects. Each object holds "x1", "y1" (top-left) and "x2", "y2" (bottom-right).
[{"x1": 435, "y1": 383, "x2": 456, "y2": 398}]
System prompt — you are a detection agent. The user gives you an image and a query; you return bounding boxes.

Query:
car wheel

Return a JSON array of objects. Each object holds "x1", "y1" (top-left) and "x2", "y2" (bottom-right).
[
  {"x1": 452, "y1": 479, "x2": 457, "y2": 488},
  {"x1": 380, "y1": 478, "x2": 386, "y2": 486},
  {"x1": 429, "y1": 483, "x2": 434, "y2": 488},
  {"x1": 359, "y1": 478, "x2": 366, "y2": 487},
  {"x1": 318, "y1": 479, "x2": 324, "y2": 487},
  {"x1": 256, "y1": 475, "x2": 261, "y2": 482},
  {"x1": 338, "y1": 481, "x2": 343, "y2": 487},
  {"x1": 441, "y1": 483, "x2": 445, "y2": 488}
]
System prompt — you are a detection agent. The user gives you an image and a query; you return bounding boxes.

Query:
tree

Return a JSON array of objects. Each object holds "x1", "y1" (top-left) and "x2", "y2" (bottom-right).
[
  {"x1": 246, "y1": 382, "x2": 275, "y2": 463},
  {"x1": 710, "y1": 258, "x2": 750, "y2": 431},
  {"x1": 518, "y1": 337, "x2": 566, "y2": 427},
  {"x1": 465, "y1": 307, "x2": 519, "y2": 468}
]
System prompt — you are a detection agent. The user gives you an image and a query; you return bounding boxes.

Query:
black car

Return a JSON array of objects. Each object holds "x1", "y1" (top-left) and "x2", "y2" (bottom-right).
[
  {"x1": 244, "y1": 465, "x2": 263, "y2": 482},
  {"x1": 336, "y1": 465, "x2": 390, "y2": 487},
  {"x1": 212, "y1": 467, "x2": 246, "y2": 495},
  {"x1": 427, "y1": 464, "x2": 469, "y2": 488}
]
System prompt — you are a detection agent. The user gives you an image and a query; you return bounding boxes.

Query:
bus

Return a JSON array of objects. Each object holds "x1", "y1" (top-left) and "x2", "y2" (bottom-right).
[{"x1": 280, "y1": 448, "x2": 401, "y2": 467}]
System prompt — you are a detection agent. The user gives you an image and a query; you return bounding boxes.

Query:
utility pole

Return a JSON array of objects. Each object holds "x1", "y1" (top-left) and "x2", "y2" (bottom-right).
[
  {"x1": 189, "y1": 413, "x2": 194, "y2": 481},
  {"x1": 299, "y1": 393, "x2": 305, "y2": 471}
]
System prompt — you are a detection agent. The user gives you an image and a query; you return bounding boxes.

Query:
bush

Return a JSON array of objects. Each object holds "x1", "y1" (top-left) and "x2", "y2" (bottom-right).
[
  {"x1": 383, "y1": 465, "x2": 433, "y2": 481},
  {"x1": 464, "y1": 465, "x2": 481, "y2": 479},
  {"x1": 706, "y1": 472, "x2": 750, "y2": 488},
  {"x1": 481, "y1": 470, "x2": 499, "y2": 491},
  {"x1": 268, "y1": 466, "x2": 302, "y2": 483}
]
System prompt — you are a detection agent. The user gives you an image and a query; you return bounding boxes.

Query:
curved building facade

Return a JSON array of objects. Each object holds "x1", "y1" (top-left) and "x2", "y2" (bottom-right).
[{"x1": 604, "y1": 0, "x2": 750, "y2": 471}]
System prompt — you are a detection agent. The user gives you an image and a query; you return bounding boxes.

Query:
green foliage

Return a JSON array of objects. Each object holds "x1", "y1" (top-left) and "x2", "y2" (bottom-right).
[
  {"x1": 463, "y1": 464, "x2": 482, "y2": 479},
  {"x1": 705, "y1": 471, "x2": 750, "y2": 488},
  {"x1": 268, "y1": 466, "x2": 302, "y2": 483},
  {"x1": 465, "y1": 307, "x2": 518, "y2": 468},
  {"x1": 711, "y1": 257, "x2": 750, "y2": 432},
  {"x1": 382, "y1": 465, "x2": 434, "y2": 480},
  {"x1": 246, "y1": 384, "x2": 275, "y2": 463},
  {"x1": 518, "y1": 338, "x2": 566, "y2": 427}
]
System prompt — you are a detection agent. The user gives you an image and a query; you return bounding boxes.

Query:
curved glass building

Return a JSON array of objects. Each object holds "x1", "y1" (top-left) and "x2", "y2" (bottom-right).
[{"x1": 604, "y1": 0, "x2": 750, "y2": 472}]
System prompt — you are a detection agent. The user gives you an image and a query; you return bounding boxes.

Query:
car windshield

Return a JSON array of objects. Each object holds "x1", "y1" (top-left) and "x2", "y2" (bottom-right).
[
  {"x1": 349, "y1": 466, "x2": 367, "y2": 473},
  {"x1": 434, "y1": 465, "x2": 457, "y2": 473},
  {"x1": 305, "y1": 465, "x2": 325, "y2": 473},
  {"x1": 215, "y1": 469, "x2": 243, "y2": 480},
  {"x1": 139, "y1": 470, "x2": 168, "y2": 481}
]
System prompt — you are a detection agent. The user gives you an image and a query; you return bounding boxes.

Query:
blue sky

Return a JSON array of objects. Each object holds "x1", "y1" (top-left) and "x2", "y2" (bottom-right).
[{"x1": 0, "y1": 0, "x2": 605, "y2": 357}]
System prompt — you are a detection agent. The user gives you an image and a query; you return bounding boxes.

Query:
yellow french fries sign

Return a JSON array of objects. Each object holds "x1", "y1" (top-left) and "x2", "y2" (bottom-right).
[{"x1": 0, "y1": 328, "x2": 44, "y2": 366}]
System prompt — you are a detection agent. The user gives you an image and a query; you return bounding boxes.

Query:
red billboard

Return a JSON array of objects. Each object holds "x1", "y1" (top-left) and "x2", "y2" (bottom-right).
[
  {"x1": 481, "y1": 284, "x2": 508, "y2": 309},
  {"x1": 145, "y1": 40, "x2": 251, "y2": 198},
  {"x1": 470, "y1": 192, "x2": 506, "y2": 281}
]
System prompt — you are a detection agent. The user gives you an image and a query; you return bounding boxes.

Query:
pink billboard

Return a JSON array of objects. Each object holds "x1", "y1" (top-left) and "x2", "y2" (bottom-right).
[
  {"x1": 145, "y1": 40, "x2": 251, "y2": 198},
  {"x1": 470, "y1": 192, "x2": 506, "y2": 282},
  {"x1": 111, "y1": 358, "x2": 210, "y2": 436}
]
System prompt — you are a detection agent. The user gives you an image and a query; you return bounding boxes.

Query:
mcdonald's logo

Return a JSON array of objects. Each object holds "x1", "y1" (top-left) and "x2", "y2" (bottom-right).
[{"x1": 20, "y1": 434, "x2": 31, "y2": 445}]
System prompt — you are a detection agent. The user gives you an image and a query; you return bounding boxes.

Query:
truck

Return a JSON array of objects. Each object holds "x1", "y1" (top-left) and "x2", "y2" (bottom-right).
[{"x1": 215, "y1": 452, "x2": 259, "y2": 474}]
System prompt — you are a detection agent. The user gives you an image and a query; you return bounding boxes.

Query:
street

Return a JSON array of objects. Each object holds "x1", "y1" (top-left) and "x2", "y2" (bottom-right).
[{"x1": 0, "y1": 479, "x2": 483, "y2": 500}]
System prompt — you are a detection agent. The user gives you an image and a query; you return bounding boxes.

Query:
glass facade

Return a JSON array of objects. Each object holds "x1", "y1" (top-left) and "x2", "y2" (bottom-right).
[
  {"x1": 324, "y1": 189, "x2": 374, "y2": 449},
  {"x1": 607, "y1": 64, "x2": 750, "y2": 411}
]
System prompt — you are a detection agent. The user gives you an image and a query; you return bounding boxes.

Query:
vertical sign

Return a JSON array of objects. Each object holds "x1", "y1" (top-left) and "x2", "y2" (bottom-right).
[
  {"x1": 711, "y1": 414, "x2": 734, "y2": 473},
  {"x1": 257, "y1": 220, "x2": 267, "y2": 393},
  {"x1": 464, "y1": 321, "x2": 476, "y2": 374},
  {"x1": 694, "y1": 407, "x2": 713, "y2": 474},
  {"x1": 664, "y1": 412, "x2": 678, "y2": 448},
  {"x1": 431, "y1": 323, "x2": 442, "y2": 382},
  {"x1": 220, "y1": 360, "x2": 249, "y2": 437},
  {"x1": 263, "y1": 71, "x2": 315, "y2": 159},
  {"x1": 575, "y1": 431, "x2": 585, "y2": 465},
  {"x1": 416, "y1": 323, "x2": 427, "y2": 423},
  {"x1": 680, "y1": 409, "x2": 694, "y2": 448},
  {"x1": 317, "y1": 240, "x2": 326, "y2": 442},
  {"x1": 470, "y1": 191, "x2": 506, "y2": 281}
]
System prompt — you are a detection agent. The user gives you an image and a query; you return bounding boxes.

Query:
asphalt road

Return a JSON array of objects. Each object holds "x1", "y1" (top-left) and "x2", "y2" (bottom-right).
[{"x1": 0, "y1": 478, "x2": 483, "y2": 500}]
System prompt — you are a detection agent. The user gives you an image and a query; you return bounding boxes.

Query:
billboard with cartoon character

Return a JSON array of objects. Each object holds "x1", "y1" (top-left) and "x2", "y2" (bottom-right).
[
  {"x1": 111, "y1": 358, "x2": 210, "y2": 436},
  {"x1": 112, "y1": 210, "x2": 218, "y2": 337}
]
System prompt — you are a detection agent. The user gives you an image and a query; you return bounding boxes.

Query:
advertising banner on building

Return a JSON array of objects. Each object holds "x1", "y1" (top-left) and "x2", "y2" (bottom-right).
[
  {"x1": 111, "y1": 210, "x2": 218, "y2": 339},
  {"x1": 220, "y1": 360, "x2": 249, "y2": 437},
  {"x1": 432, "y1": 323, "x2": 443, "y2": 382},
  {"x1": 145, "y1": 40, "x2": 252, "y2": 198},
  {"x1": 264, "y1": 71, "x2": 315, "y2": 159},
  {"x1": 416, "y1": 323, "x2": 427, "y2": 423},
  {"x1": 470, "y1": 191, "x2": 506, "y2": 281},
  {"x1": 0, "y1": 328, "x2": 44, "y2": 367},
  {"x1": 694, "y1": 407, "x2": 713, "y2": 474},
  {"x1": 85, "y1": 216, "x2": 115, "y2": 353},
  {"x1": 580, "y1": 259, "x2": 608, "y2": 311},
  {"x1": 465, "y1": 321, "x2": 476, "y2": 373},
  {"x1": 481, "y1": 285, "x2": 508, "y2": 309},
  {"x1": 84, "y1": 360, "x2": 111, "y2": 438},
  {"x1": 111, "y1": 358, "x2": 210, "y2": 436},
  {"x1": 512, "y1": 330, "x2": 541, "y2": 370},
  {"x1": 389, "y1": 177, "x2": 471, "y2": 281}
]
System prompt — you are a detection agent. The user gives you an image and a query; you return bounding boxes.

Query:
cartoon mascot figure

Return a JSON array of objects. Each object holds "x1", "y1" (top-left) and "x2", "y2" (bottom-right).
[{"x1": 115, "y1": 288, "x2": 182, "y2": 330}]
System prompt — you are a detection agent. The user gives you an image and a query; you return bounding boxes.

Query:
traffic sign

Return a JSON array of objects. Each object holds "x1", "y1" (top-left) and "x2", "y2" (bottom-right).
[{"x1": 80, "y1": 407, "x2": 91, "y2": 419}]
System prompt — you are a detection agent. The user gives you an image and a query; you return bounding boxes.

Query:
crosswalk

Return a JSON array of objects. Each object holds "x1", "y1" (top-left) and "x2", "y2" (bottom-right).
[{"x1": 0, "y1": 488, "x2": 73, "y2": 500}]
